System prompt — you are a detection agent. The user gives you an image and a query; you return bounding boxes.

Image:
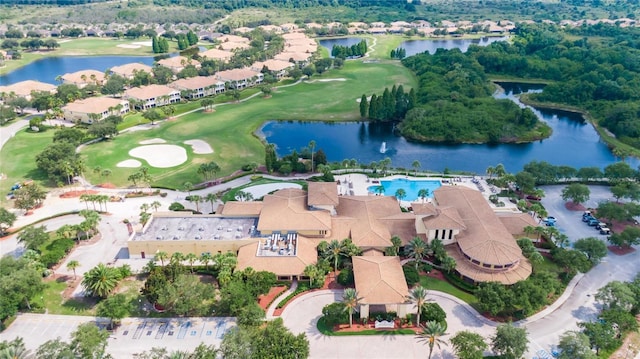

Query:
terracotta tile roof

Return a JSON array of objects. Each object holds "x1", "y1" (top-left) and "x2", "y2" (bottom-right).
[
  {"x1": 433, "y1": 186, "x2": 526, "y2": 268},
  {"x1": 332, "y1": 196, "x2": 405, "y2": 248},
  {"x1": 216, "y1": 68, "x2": 261, "y2": 82},
  {"x1": 352, "y1": 256, "x2": 409, "y2": 304},
  {"x1": 218, "y1": 34, "x2": 250, "y2": 43},
  {"x1": 274, "y1": 52, "x2": 313, "y2": 62},
  {"x1": 307, "y1": 182, "x2": 339, "y2": 206},
  {"x1": 498, "y1": 213, "x2": 537, "y2": 236},
  {"x1": 61, "y1": 69, "x2": 105, "y2": 84},
  {"x1": 157, "y1": 56, "x2": 201, "y2": 69},
  {"x1": 422, "y1": 207, "x2": 466, "y2": 230},
  {"x1": 251, "y1": 59, "x2": 294, "y2": 72},
  {"x1": 218, "y1": 201, "x2": 263, "y2": 217},
  {"x1": 109, "y1": 63, "x2": 152, "y2": 78},
  {"x1": 219, "y1": 42, "x2": 251, "y2": 51},
  {"x1": 283, "y1": 44, "x2": 316, "y2": 53},
  {"x1": 124, "y1": 84, "x2": 178, "y2": 100},
  {"x1": 446, "y1": 245, "x2": 532, "y2": 285},
  {"x1": 282, "y1": 32, "x2": 308, "y2": 40},
  {"x1": 236, "y1": 237, "x2": 317, "y2": 277},
  {"x1": 62, "y1": 97, "x2": 127, "y2": 114},
  {"x1": 411, "y1": 202, "x2": 438, "y2": 216},
  {"x1": 170, "y1": 76, "x2": 224, "y2": 90},
  {"x1": 0, "y1": 80, "x2": 56, "y2": 97},
  {"x1": 199, "y1": 48, "x2": 234, "y2": 61},
  {"x1": 257, "y1": 188, "x2": 331, "y2": 232}
]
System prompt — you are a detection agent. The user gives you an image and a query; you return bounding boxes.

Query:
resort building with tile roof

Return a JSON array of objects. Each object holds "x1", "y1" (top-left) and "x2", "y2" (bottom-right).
[
  {"x1": 61, "y1": 97, "x2": 129, "y2": 123},
  {"x1": 157, "y1": 56, "x2": 201, "y2": 74},
  {"x1": 124, "y1": 84, "x2": 180, "y2": 110},
  {"x1": 169, "y1": 76, "x2": 225, "y2": 99},
  {"x1": 60, "y1": 69, "x2": 106, "y2": 88},
  {"x1": 109, "y1": 63, "x2": 153, "y2": 80},
  {"x1": 0, "y1": 80, "x2": 56, "y2": 101}
]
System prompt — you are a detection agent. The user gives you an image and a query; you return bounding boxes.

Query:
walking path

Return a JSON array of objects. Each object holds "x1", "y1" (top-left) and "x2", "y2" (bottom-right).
[{"x1": 266, "y1": 279, "x2": 298, "y2": 319}]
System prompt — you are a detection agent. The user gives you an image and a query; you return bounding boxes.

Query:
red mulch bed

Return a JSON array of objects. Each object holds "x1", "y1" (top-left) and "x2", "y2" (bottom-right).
[
  {"x1": 97, "y1": 183, "x2": 117, "y2": 189},
  {"x1": 332, "y1": 322, "x2": 421, "y2": 333},
  {"x1": 565, "y1": 201, "x2": 586, "y2": 211},
  {"x1": 258, "y1": 286, "x2": 287, "y2": 311},
  {"x1": 608, "y1": 245, "x2": 636, "y2": 256},
  {"x1": 423, "y1": 269, "x2": 446, "y2": 280},
  {"x1": 272, "y1": 273, "x2": 349, "y2": 316},
  {"x1": 60, "y1": 190, "x2": 98, "y2": 198}
]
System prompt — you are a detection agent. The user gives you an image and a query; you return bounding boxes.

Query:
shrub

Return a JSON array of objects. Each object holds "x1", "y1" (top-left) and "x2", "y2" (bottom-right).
[
  {"x1": 421, "y1": 263, "x2": 433, "y2": 273},
  {"x1": 337, "y1": 268, "x2": 354, "y2": 286},
  {"x1": 321, "y1": 302, "x2": 348, "y2": 327},
  {"x1": 40, "y1": 250, "x2": 65, "y2": 268},
  {"x1": 168, "y1": 202, "x2": 185, "y2": 211},
  {"x1": 403, "y1": 266, "x2": 420, "y2": 286},
  {"x1": 422, "y1": 302, "x2": 446, "y2": 324}
]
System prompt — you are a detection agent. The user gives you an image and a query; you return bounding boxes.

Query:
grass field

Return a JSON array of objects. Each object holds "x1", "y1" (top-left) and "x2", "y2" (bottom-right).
[
  {"x1": 419, "y1": 275, "x2": 477, "y2": 304},
  {"x1": 78, "y1": 60, "x2": 417, "y2": 188}
]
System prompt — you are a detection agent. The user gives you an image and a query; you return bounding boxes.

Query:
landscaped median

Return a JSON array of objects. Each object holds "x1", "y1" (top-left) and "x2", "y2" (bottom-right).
[{"x1": 317, "y1": 316, "x2": 416, "y2": 336}]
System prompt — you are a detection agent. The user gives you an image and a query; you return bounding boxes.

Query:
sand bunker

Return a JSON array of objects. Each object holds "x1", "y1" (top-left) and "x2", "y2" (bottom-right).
[
  {"x1": 356, "y1": 96, "x2": 373, "y2": 103},
  {"x1": 184, "y1": 139, "x2": 213, "y2": 154},
  {"x1": 132, "y1": 41, "x2": 153, "y2": 47},
  {"x1": 116, "y1": 159, "x2": 142, "y2": 168},
  {"x1": 117, "y1": 44, "x2": 141, "y2": 49},
  {"x1": 140, "y1": 138, "x2": 167, "y2": 145},
  {"x1": 129, "y1": 145, "x2": 187, "y2": 168}
]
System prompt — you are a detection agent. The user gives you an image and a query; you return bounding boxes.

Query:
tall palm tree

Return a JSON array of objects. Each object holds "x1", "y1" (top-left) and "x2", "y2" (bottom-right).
[
  {"x1": 170, "y1": 252, "x2": 184, "y2": 265},
  {"x1": 412, "y1": 160, "x2": 421, "y2": 176},
  {"x1": 155, "y1": 251, "x2": 168, "y2": 266},
  {"x1": 323, "y1": 239, "x2": 346, "y2": 274},
  {"x1": 407, "y1": 286, "x2": 429, "y2": 326},
  {"x1": 67, "y1": 260, "x2": 80, "y2": 280},
  {"x1": 309, "y1": 140, "x2": 316, "y2": 172},
  {"x1": 189, "y1": 195, "x2": 203, "y2": 212},
  {"x1": 523, "y1": 225, "x2": 536, "y2": 240},
  {"x1": 185, "y1": 253, "x2": 198, "y2": 273},
  {"x1": 150, "y1": 201, "x2": 162, "y2": 212},
  {"x1": 205, "y1": 192, "x2": 218, "y2": 214},
  {"x1": 395, "y1": 188, "x2": 407, "y2": 202},
  {"x1": 200, "y1": 252, "x2": 213, "y2": 271},
  {"x1": 416, "y1": 320, "x2": 448, "y2": 359},
  {"x1": 342, "y1": 288, "x2": 361, "y2": 328},
  {"x1": 418, "y1": 188, "x2": 429, "y2": 202},
  {"x1": 81, "y1": 263, "x2": 119, "y2": 298},
  {"x1": 405, "y1": 237, "x2": 430, "y2": 270}
]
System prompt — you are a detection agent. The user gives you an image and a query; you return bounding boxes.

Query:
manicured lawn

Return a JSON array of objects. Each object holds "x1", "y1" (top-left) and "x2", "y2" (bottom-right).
[
  {"x1": 419, "y1": 275, "x2": 478, "y2": 305},
  {"x1": 36, "y1": 280, "x2": 95, "y2": 316},
  {"x1": 0, "y1": 129, "x2": 54, "y2": 206},
  {"x1": 532, "y1": 256, "x2": 563, "y2": 275},
  {"x1": 79, "y1": 60, "x2": 417, "y2": 188}
]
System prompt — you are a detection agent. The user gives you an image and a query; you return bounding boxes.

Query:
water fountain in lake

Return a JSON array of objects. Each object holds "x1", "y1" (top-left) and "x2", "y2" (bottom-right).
[{"x1": 380, "y1": 142, "x2": 387, "y2": 154}]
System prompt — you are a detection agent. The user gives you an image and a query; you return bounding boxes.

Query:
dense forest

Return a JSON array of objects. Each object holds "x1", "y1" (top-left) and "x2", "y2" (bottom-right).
[
  {"x1": 466, "y1": 24, "x2": 640, "y2": 149},
  {"x1": 398, "y1": 49, "x2": 549, "y2": 144}
]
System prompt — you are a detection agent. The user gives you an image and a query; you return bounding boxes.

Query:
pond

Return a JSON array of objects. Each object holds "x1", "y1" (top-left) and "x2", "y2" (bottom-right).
[
  {"x1": 318, "y1": 37, "x2": 365, "y2": 57},
  {"x1": 260, "y1": 82, "x2": 635, "y2": 174},
  {"x1": 397, "y1": 36, "x2": 508, "y2": 56},
  {"x1": 0, "y1": 55, "x2": 156, "y2": 85}
]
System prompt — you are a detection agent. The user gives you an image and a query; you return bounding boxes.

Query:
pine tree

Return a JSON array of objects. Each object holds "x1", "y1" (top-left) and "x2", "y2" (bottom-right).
[
  {"x1": 395, "y1": 85, "x2": 406, "y2": 118},
  {"x1": 390, "y1": 49, "x2": 396, "y2": 59},
  {"x1": 408, "y1": 88, "x2": 417, "y2": 110},
  {"x1": 159, "y1": 38, "x2": 169, "y2": 53},
  {"x1": 360, "y1": 94, "x2": 369, "y2": 118},
  {"x1": 265, "y1": 144, "x2": 278, "y2": 173},
  {"x1": 187, "y1": 31, "x2": 198, "y2": 46},
  {"x1": 152, "y1": 36, "x2": 159, "y2": 53},
  {"x1": 369, "y1": 94, "x2": 378, "y2": 120},
  {"x1": 382, "y1": 87, "x2": 393, "y2": 121}
]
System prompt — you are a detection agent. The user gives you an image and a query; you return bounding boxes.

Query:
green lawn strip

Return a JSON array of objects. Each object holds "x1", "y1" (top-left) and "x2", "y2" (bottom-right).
[
  {"x1": 79, "y1": 61, "x2": 416, "y2": 188},
  {"x1": 36, "y1": 280, "x2": 95, "y2": 316},
  {"x1": 368, "y1": 35, "x2": 407, "y2": 59},
  {"x1": 0, "y1": 129, "x2": 54, "y2": 207},
  {"x1": 275, "y1": 282, "x2": 311, "y2": 309},
  {"x1": 118, "y1": 101, "x2": 203, "y2": 131},
  {"x1": 317, "y1": 317, "x2": 415, "y2": 336},
  {"x1": 532, "y1": 256, "x2": 563, "y2": 275},
  {"x1": 419, "y1": 275, "x2": 477, "y2": 305}
]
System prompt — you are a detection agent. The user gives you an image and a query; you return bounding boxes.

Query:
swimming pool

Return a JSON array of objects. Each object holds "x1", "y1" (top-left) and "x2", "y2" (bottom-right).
[{"x1": 367, "y1": 178, "x2": 442, "y2": 201}]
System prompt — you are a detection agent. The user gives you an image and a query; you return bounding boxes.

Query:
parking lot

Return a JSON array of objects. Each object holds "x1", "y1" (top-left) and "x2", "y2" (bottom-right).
[
  {"x1": 540, "y1": 184, "x2": 615, "y2": 245},
  {"x1": 0, "y1": 314, "x2": 236, "y2": 358}
]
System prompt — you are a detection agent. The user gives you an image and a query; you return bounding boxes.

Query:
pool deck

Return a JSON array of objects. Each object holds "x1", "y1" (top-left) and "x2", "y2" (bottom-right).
[{"x1": 334, "y1": 173, "x2": 520, "y2": 212}]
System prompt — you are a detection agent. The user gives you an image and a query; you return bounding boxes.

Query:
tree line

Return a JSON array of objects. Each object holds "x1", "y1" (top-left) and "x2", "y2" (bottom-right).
[
  {"x1": 390, "y1": 47, "x2": 406, "y2": 59},
  {"x1": 330, "y1": 39, "x2": 367, "y2": 59},
  {"x1": 399, "y1": 48, "x2": 549, "y2": 143},
  {"x1": 359, "y1": 84, "x2": 416, "y2": 121}
]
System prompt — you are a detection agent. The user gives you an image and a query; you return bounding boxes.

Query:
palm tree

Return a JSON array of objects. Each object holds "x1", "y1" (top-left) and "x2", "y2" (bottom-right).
[
  {"x1": 189, "y1": 195, "x2": 203, "y2": 212},
  {"x1": 395, "y1": 188, "x2": 407, "y2": 202},
  {"x1": 205, "y1": 193, "x2": 218, "y2": 214},
  {"x1": 523, "y1": 225, "x2": 536, "y2": 240},
  {"x1": 485, "y1": 165, "x2": 495, "y2": 179},
  {"x1": 342, "y1": 288, "x2": 361, "y2": 328},
  {"x1": 309, "y1": 140, "x2": 316, "y2": 172},
  {"x1": 182, "y1": 181, "x2": 193, "y2": 196},
  {"x1": 494, "y1": 163, "x2": 506, "y2": 178},
  {"x1": 375, "y1": 185, "x2": 385, "y2": 196},
  {"x1": 418, "y1": 188, "x2": 429, "y2": 202},
  {"x1": 150, "y1": 201, "x2": 162, "y2": 212},
  {"x1": 200, "y1": 252, "x2": 213, "y2": 271},
  {"x1": 81, "y1": 263, "x2": 119, "y2": 298},
  {"x1": 185, "y1": 253, "x2": 198, "y2": 273},
  {"x1": 66, "y1": 260, "x2": 80, "y2": 280},
  {"x1": 412, "y1": 160, "x2": 421, "y2": 176},
  {"x1": 323, "y1": 239, "x2": 346, "y2": 275},
  {"x1": 170, "y1": 252, "x2": 184, "y2": 265},
  {"x1": 155, "y1": 251, "x2": 168, "y2": 266},
  {"x1": 407, "y1": 286, "x2": 429, "y2": 326},
  {"x1": 405, "y1": 237, "x2": 430, "y2": 270},
  {"x1": 416, "y1": 320, "x2": 448, "y2": 359}
]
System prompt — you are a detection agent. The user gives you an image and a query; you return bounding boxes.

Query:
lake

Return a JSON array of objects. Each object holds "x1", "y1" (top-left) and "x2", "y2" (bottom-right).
[
  {"x1": 0, "y1": 55, "x2": 156, "y2": 85},
  {"x1": 318, "y1": 38, "x2": 365, "y2": 57},
  {"x1": 260, "y1": 82, "x2": 634, "y2": 174},
  {"x1": 397, "y1": 36, "x2": 508, "y2": 56}
]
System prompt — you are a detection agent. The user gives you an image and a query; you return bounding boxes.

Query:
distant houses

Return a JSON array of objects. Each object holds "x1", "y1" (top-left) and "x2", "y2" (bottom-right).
[
  {"x1": 216, "y1": 68, "x2": 264, "y2": 89},
  {"x1": 60, "y1": 69, "x2": 106, "y2": 88},
  {"x1": 109, "y1": 63, "x2": 153, "y2": 80},
  {"x1": 0, "y1": 80, "x2": 56, "y2": 101},
  {"x1": 169, "y1": 76, "x2": 226, "y2": 99},
  {"x1": 157, "y1": 56, "x2": 201, "y2": 74},
  {"x1": 124, "y1": 84, "x2": 180, "y2": 110}
]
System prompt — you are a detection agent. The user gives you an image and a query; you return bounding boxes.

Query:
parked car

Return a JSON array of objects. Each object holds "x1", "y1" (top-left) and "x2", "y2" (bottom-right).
[
  {"x1": 526, "y1": 195, "x2": 541, "y2": 201},
  {"x1": 600, "y1": 227, "x2": 611, "y2": 235},
  {"x1": 588, "y1": 218, "x2": 600, "y2": 226},
  {"x1": 595, "y1": 222, "x2": 607, "y2": 230},
  {"x1": 583, "y1": 215, "x2": 595, "y2": 222}
]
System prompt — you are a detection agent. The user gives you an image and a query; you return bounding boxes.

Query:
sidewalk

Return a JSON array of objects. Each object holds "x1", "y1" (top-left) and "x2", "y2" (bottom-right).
[{"x1": 266, "y1": 279, "x2": 298, "y2": 319}]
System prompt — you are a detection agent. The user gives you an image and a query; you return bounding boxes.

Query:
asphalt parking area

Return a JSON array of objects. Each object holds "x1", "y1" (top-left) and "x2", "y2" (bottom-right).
[{"x1": 540, "y1": 185, "x2": 615, "y2": 245}]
